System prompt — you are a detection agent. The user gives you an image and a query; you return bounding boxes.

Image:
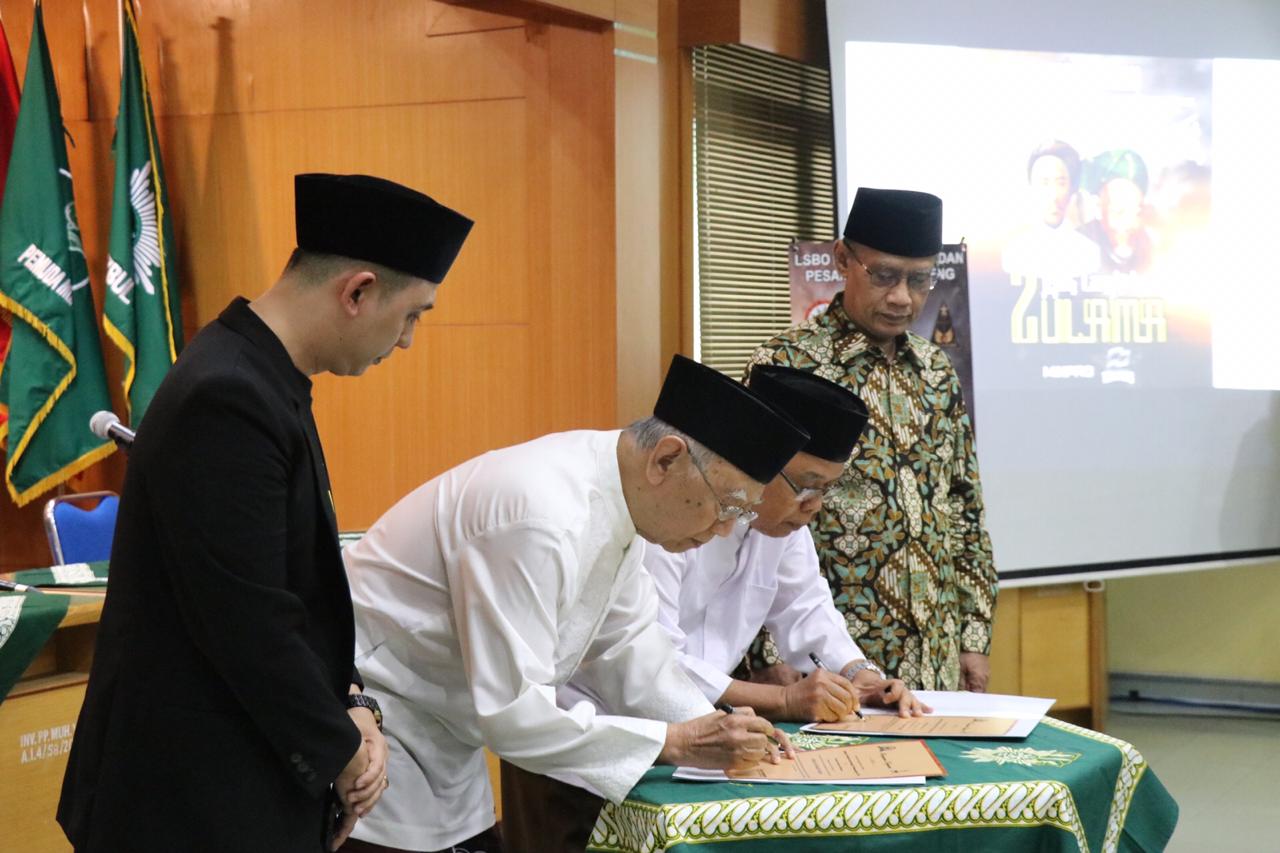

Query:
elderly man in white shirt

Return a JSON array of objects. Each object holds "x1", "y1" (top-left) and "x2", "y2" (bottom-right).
[
  {"x1": 642, "y1": 365, "x2": 930, "y2": 724},
  {"x1": 339, "y1": 355, "x2": 808, "y2": 853}
]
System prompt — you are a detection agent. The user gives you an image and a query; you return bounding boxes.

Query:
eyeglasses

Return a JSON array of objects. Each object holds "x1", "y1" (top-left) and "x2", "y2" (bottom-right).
[
  {"x1": 778, "y1": 470, "x2": 838, "y2": 504},
  {"x1": 689, "y1": 453, "x2": 758, "y2": 525},
  {"x1": 846, "y1": 243, "x2": 938, "y2": 295}
]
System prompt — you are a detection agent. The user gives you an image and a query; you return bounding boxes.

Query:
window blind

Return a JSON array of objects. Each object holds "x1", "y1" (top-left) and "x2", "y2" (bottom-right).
[{"x1": 692, "y1": 44, "x2": 836, "y2": 376}]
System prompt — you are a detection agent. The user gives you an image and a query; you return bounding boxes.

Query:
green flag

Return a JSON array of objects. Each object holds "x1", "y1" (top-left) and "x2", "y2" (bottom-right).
[
  {"x1": 0, "y1": 1, "x2": 113, "y2": 507},
  {"x1": 103, "y1": 0, "x2": 182, "y2": 425}
]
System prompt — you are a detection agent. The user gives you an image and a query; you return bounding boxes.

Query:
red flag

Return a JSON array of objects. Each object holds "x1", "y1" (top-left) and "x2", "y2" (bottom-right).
[{"x1": 0, "y1": 18, "x2": 20, "y2": 431}]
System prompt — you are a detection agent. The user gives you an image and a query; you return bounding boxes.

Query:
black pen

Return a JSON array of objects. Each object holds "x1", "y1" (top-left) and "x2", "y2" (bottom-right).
[
  {"x1": 809, "y1": 652, "x2": 864, "y2": 720},
  {"x1": 716, "y1": 703, "x2": 786, "y2": 752}
]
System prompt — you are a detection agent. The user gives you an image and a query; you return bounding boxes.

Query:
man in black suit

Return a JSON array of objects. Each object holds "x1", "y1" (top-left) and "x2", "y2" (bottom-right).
[{"x1": 57, "y1": 174, "x2": 472, "y2": 853}]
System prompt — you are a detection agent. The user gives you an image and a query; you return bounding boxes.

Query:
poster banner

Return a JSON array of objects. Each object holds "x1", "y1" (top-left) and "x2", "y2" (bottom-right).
[
  {"x1": 911, "y1": 243, "x2": 975, "y2": 425},
  {"x1": 788, "y1": 240, "x2": 844, "y2": 325}
]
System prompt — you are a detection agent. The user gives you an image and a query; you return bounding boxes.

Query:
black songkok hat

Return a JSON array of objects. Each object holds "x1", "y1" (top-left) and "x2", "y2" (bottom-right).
[
  {"x1": 747, "y1": 365, "x2": 869, "y2": 463},
  {"x1": 653, "y1": 355, "x2": 810, "y2": 484},
  {"x1": 295, "y1": 173, "x2": 474, "y2": 283},
  {"x1": 843, "y1": 187, "x2": 943, "y2": 259}
]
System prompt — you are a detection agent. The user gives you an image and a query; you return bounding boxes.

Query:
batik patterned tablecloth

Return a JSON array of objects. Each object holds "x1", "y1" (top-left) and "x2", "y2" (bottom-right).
[{"x1": 589, "y1": 718, "x2": 1177, "y2": 853}]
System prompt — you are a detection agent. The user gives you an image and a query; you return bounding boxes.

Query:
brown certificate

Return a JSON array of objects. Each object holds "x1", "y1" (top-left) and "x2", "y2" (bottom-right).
[
  {"x1": 725, "y1": 739, "x2": 945, "y2": 782},
  {"x1": 811, "y1": 715, "x2": 1019, "y2": 738}
]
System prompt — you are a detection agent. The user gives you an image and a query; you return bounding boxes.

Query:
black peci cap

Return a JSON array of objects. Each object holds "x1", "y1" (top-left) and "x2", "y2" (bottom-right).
[
  {"x1": 653, "y1": 355, "x2": 810, "y2": 484},
  {"x1": 843, "y1": 187, "x2": 942, "y2": 259},
  {"x1": 747, "y1": 365, "x2": 869, "y2": 463},
  {"x1": 295, "y1": 173, "x2": 474, "y2": 283}
]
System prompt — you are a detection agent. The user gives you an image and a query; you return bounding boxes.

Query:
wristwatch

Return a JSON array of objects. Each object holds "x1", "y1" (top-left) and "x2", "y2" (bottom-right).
[
  {"x1": 841, "y1": 659, "x2": 885, "y2": 680},
  {"x1": 346, "y1": 693, "x2": 383, "y2": 730}
]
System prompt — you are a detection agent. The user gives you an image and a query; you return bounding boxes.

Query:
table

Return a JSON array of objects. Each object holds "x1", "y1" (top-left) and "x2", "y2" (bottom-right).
[
  {"x1": 588, "y1": 718, "x2": 1177, "y2": 853},
  {"x1": 0, "y1": 562, "x2": 108, "y2": 853}
]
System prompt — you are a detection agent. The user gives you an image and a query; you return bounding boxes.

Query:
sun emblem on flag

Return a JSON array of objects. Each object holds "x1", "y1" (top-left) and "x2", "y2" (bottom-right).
[
  {"x1": 961, "y1": 746, "x2": 1082, "y2": 767},
  {"x1": 129, "y1": 162, "x2": 160, "y2": 296}
]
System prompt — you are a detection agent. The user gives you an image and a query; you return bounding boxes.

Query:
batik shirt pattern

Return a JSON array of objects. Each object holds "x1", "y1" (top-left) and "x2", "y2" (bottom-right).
[{"x1": 747, "y1": 296, "x2": 997, "y2": 690}]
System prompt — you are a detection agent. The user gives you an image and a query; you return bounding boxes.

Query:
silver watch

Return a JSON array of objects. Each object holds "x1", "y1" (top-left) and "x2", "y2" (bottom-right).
[{"x1": 841, "y1": 660, "x2": 885, "y2": 680}]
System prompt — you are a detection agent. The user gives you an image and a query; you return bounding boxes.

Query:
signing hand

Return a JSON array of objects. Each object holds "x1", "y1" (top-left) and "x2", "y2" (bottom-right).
[
  {"x1": 659, "y1": 706, "x2": 793, "y2": 770},
  {"x1": 781, "y1": 668, "x2": 859, "y2": 722}
]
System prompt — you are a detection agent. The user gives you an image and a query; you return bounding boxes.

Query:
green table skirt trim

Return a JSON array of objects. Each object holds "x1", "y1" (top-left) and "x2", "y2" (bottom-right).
[
  {"x1": 589, "y1": 777, "x2": 1087, "y2": 853},
  {"x1": 1044, "y1": 718, "x2": 1148, "y2": 853}
]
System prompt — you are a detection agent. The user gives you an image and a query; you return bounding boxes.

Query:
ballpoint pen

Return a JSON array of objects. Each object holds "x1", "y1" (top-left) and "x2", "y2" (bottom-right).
[
  {"x1": 716, "y1": 703, "x2": 787, "y2": 752},
  {"x1": 809, "y1": 652, "x2": 864, "y2": 720}
]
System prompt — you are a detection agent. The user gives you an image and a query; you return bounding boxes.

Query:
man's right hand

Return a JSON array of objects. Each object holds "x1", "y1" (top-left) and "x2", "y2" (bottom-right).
[
  {"x1": 658, "y1": 708, "x2": 784, "y2": 770},
  {"x1": 781, "y1": 669, "x2": 859, "y2": 722},
  {"x1": 331, "y1": 741, "x2": 371, "y2": 849}
]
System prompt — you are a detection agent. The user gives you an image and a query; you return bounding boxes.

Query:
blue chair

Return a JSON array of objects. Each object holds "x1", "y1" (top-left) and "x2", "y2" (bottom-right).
[{"x1": 42, "y1": 491, "x2": 120, "y2": 565}]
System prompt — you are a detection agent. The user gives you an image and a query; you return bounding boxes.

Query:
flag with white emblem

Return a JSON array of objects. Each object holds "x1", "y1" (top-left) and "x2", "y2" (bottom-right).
[
  {"x1": 0, "y1": 1, "x2": 113, "y2": 506},
  {"x1": 103, "y1": 0, "x2": 183, "y2": 426}
]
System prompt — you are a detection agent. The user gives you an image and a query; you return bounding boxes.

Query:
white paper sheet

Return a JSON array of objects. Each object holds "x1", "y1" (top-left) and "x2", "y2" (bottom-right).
[
  {"x1": 672, "y1": 766, "x2": 925, "y2": 785},
  {"x1": 801, "y1": 691, "x2": 1056, "y2": 739}
]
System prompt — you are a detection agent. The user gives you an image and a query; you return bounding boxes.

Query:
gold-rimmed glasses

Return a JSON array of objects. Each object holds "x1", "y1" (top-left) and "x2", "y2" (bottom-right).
[
  {"x1": 845, "y1": 243, "x2": 938, "y2": 295},
  {"x1": 689, "y1": 453, "x2": 758, "y2": 525}
]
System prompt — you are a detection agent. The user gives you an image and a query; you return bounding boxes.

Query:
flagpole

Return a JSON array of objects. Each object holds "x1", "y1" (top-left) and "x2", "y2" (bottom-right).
[{"x1": 82, "y1": 1, "x2": 93, "y2": 118}]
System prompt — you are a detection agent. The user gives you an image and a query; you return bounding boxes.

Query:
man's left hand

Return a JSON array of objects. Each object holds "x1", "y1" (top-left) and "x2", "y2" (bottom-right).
[
  {"x1": 850, "y1": 671, "x2": 932, "y2": 717},
  {"x1": 959, "y1": 652, "x2": 990, "y2": 693}
]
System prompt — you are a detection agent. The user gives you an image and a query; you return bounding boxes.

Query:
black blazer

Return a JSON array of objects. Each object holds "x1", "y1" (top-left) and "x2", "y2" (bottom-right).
[{"x1": 58, "y1": 298, "x2": 362, "y2": 853}]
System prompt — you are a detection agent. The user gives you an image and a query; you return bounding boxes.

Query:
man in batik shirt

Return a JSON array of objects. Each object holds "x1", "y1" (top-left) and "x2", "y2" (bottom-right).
[{"x1": 747, "y1": 187, "x2": 997, "y2": 692}]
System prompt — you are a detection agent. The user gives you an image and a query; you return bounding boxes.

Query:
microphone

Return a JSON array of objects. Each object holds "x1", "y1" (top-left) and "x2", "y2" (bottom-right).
[{"x1": 90, "y1": 410, "x2": 136, "y2": 451}]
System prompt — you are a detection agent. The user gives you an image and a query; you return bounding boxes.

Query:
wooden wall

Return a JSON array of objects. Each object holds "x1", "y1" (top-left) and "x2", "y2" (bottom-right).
[{"x1": 0, "y1": 0, "x2": 619, "y2": 565}]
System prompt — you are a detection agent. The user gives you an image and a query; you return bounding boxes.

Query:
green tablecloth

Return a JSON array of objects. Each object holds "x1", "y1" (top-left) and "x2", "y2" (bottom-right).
[
  {"x1": 0, "y1": 561, "x2": 108, "y2": 702},
  {"x1": 589, "y1": 718, "x2": 1177, "y2": 853}
]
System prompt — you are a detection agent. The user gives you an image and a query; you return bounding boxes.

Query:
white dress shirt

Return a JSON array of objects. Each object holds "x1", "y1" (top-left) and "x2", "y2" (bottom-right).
[
  {"x1": 345, "y1": 430, "x2": 712, "y2": 850},
  {"x1": 641, "y1": 525, "x2": 866, "y2": 702}
]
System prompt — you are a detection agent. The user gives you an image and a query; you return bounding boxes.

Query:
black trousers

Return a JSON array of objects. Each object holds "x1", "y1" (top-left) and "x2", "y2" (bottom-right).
[
  {"x1": 498, "y1": 761, "x2": 604, "y2": 853},
  {"x1": 340, "y1": 826, "x2": 502, "y2": 853}
]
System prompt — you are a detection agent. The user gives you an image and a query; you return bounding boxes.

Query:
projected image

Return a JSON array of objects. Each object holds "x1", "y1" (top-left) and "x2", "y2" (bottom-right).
[
  {"x1": 833, "y1": 39, "x2": 1280, "y2": 572},
  {"x1": 844, "y1": 44, "x2": 1225, "y2": 391}
]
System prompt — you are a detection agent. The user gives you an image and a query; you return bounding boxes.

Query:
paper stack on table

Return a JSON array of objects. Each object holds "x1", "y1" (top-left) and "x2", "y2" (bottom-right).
[
  {"x1": 674, "y1": 739, "x2": 945, "y2": 785},
  {"x1": 802, "y1": 691, "x2": 1055, "y2": 739}
]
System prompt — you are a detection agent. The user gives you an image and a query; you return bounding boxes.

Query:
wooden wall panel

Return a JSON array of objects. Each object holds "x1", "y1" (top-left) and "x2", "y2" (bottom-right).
[
  {"x1": 315, "y1": 323, "x2": 536, "y2": 529},
  {"x1": 539, "y1": 23, "x2": 616, "y2": 431},
  {"x1": 1020, "y1": 585, "x2": 1092, "y2": 709},
  {"x1": 245, "y1": 6, "x2": 530, "y2": 114},
  {"x1": 161, "y1": 100, "x2": 531, "y2": 328},
  {"x1": 0, "y1": 0, "x2": 616, "y2": 564},
  {"x1": 431, "y1": 5, "x2": 528, "y2": 36},
  {"x1": 677, "y1": 0, "x2": 825, "y2": 66},
  {"x1": 613, "y1": 5, "x2": 662, "y2": 425},
  {"x1": 986, "y1": 587, "x2": 1022, "y2": 696}
]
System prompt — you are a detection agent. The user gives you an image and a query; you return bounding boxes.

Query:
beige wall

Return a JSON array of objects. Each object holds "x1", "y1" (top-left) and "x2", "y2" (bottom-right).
[{"x1": 1107, "y1": 560, "x2": 1280, "y2": 682}]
